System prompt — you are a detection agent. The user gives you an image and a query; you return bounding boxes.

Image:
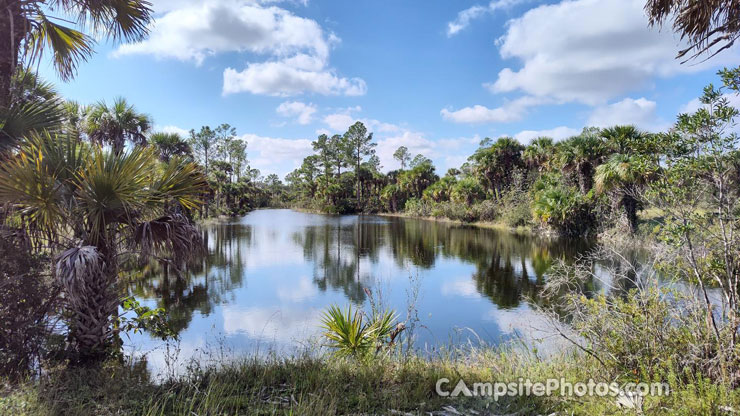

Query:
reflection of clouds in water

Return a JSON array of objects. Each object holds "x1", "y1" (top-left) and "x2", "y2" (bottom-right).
[
  {"x1": 440, "y1": 277, "x2": 480, "y2": 299},
  {"x1": 486, "y1": 306, "x2": 572, "y2": 355},
  {"x1": 277, "y1": 276, "x2": 318, "y2": 302},
  {"x1": 222, "y1": 306, "x2": 323, "y2": 343}
]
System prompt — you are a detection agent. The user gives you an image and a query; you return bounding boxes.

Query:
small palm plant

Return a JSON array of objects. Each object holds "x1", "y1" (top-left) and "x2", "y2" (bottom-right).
[{"x1": 320, "y1": 304, "x2": 403, "y2": 358}]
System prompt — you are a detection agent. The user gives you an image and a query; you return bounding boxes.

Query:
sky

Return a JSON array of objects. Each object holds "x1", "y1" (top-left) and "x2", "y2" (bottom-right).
[{"x1": 40, "y1": 0, "x2": 740, "y2": 178}]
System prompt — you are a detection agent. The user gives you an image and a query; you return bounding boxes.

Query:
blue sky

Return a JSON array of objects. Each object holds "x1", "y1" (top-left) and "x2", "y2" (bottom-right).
[{"x1": 40, "y1": 0, "x2": 740, "y2": 178}]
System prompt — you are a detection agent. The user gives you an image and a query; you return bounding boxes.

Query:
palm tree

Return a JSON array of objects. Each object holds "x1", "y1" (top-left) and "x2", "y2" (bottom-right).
[
  {"x1": 1, "y1": 71, "x2": 65, "y2": 153},
  {"x1": 523, "y1": 137, "x2": 554, "y2": 172},
  {"x1": 62, "y1": 100, "x2": 89, "y2": 142},
  {"x1": 0, "y1": 0, "x2": 153, "y2": 110},
  {"x1": 645, "y1": 0, "x2": 739, "y2": 61},
  {"x1": 600, "y1": 125, "x2": 644, "y2": 154},
  {"x1": 594, "y1": 154, "x2": 652, "y2": 233},
  {"x1": 0, "y1": 133, "x2": 206, "y2": 361},
  {"x1": 85, "y1": 97, "x2": 152, "y2": 154},
  {"x1": 150, "y1": 132, "x2": 192, "y2": 162},
  {"x1": 557, "y1": 132, "x2": 607, "y2": 194},
  {"x1": 469, "y1": 137, "x2": 524, "y2": 199}
]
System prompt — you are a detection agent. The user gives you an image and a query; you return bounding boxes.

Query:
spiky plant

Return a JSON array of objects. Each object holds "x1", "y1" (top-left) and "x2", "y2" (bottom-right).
[
  {"x1": 0, "y1": 133, "x2": 206, "y2": 360},
  {"x1": 320, "y1": 305, "x2": 400, "y2": 358}
]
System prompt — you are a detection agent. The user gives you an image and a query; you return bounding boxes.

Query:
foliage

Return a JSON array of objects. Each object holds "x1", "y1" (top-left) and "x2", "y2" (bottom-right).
[
  {"x1": 320, "y1": 305, "x2": 400, "y2": 358},
  {"x1": 85, "y1": 97, "x2": 151, "y2": 154},
  {"x1": 532, "y1": 175, "x2": 595, "y2": 236},
  {"x1": 645, "y1": 0, "x2": 740, "y2": 61},
  {"x1": 0, "y1": 133, "x2": 206, "y2": 360},
  {"x1": 0, "y1": 227, "x2": 57, "y2": 380}
]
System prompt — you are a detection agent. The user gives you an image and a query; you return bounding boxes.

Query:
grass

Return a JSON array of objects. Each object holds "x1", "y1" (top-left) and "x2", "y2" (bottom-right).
[{"x1": 3, "y1": 345, "x2": 740, "y2": 415}]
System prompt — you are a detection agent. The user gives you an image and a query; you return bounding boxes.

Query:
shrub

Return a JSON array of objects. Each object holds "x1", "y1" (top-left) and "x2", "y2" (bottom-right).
[
  {"x1": 403, "y1": 198, "x2": 431, "y2": 217},
  {"x1": 320, "y1": 305, "x2": 402, "y2": 358},
  {"x1": 472, "y1": 200, "x2": 498, "y2": 222},
  {"x1": 450, "y1": 177, "x2": 485, "y2": 205},
  {"x1": 0, "y1": 227, "x2": 58, "y2": 380},
  {"x1": 532, "y1": 176, "x2": 594, "y2": 236}
]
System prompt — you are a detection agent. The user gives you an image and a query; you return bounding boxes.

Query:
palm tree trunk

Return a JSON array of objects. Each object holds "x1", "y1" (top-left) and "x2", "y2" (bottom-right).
[
  {"x1": 623, "y1": 194, "x2": 638, "y2": 233},
  {"x1": 578, "y1": 163, "x2": 594, "y2": 194},
  {"x1": 0, "y1": 0, "x2": 23, "y2": 112}
]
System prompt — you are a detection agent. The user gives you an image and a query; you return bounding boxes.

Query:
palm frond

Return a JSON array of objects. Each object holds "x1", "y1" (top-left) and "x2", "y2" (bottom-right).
[
  {"x1": 30, "y1": 12, "x2": 95, "y2": 82},
  {"x1": 132, "y1": 214, "x2": 203, "y2": 268},
  {"x1": 51, "y1": 0, "x2": 153, "y2": 43}
]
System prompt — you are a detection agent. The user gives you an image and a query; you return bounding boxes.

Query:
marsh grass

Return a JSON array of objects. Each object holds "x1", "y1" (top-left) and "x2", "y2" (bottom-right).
[{"x1": 3, "y1": 343, "x2": 740, "y2": 415}]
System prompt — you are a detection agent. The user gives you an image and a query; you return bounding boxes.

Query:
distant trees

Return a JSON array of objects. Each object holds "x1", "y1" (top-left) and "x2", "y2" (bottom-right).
[
  {"x1": 393, "y1": 146, "x2": 411, "y2": 169},
  {"x1": 151, "y1": 132, "x2": 192, "y2": 162},
  {"x1": 288, "y1": 121, "x2": 382, "y2": 213}
]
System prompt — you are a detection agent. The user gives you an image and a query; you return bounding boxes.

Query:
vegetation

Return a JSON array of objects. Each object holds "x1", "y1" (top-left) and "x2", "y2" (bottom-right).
[{"x1": 3, "y1": 0, "x2": 740, "y2": 414}]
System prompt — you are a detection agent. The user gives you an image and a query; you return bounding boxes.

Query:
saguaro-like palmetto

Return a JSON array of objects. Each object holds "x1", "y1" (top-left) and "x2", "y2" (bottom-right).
[
  {"x1": 0, "y1": 133, "x2": 206, "y2": 360},
  {"x1": 85, "y1": 97, "x2": 151, "y2": 154},
  {"x1": 0, "y1": 0, "x2": 152, "y2": 110}
]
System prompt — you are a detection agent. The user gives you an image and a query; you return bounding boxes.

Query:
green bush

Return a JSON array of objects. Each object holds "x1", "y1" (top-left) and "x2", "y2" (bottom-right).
[{"x1": 472, "y1": 200, "x2": 498, "y2": 222}]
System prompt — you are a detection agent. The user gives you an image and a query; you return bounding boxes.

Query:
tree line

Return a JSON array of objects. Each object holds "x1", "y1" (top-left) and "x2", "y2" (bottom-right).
[{"x1": 284, "y1": 117, "x2": 674, "y2": 237}]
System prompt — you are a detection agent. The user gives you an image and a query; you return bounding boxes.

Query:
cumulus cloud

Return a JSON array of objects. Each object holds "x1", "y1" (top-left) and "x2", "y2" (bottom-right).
[
  {"x1": 447, "y1": 0, "x2": 529, "y2": 36},
  {"x1": 321, "y1": 106, "x2": 401, "y2": 134},
  {"x1": 376, "y1": 131, "x2": 478, "y2": 170},
  {"x1": 276, "y1": 101, "x2": 317, "y2": 125},
  {"x1": 490, "y1": 0, "x2": 736, "y2": 105},
  {"x1": 680, "y1": 93, "x2": 740, "y2": 115},
  {"x1": 116, "y1": 1, "x2": 329, "y2": 64},
  {"x1": 223, "y1": 61, "x2": 367, "y2": 96},
  {"x1": 587, "y1": 97, "x2": 669, "y2": 131},
  {"x1": 240, "y1": 133, "x2": 314, "y2": 176},
  {"x1": 115, "y1": 0, "x2": 364, "y2": 97},
  {"x1": 512, "y1": 126, "x2": 580, "y2": 143},
  {"x1": 440, "y1": 96, "x2": 546, "y2": 124},
  {"x1": 158, "y1": 125, "x2": 191, "y2": 136}
]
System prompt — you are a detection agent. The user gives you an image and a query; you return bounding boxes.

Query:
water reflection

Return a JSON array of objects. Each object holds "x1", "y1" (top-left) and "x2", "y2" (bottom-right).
[{"x1": 125, "y1": 209, "x2": 596, "y2": 371}]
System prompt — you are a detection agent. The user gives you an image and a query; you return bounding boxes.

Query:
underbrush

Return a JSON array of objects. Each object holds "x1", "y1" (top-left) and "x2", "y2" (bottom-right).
[{"x1": 3, "y1": 344, "x2": 740, "y2": 415}]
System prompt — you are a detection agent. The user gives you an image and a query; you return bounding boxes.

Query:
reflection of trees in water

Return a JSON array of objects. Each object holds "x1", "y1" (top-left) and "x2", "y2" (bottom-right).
[
  {"x1": 292, "y1": 219, "x2": 377, "y2": 304},
  {"x1": 127, "y1": 225, "x2": 253, "y2": 336},
  {"x1": 128, "y1": 213, "x2": 600, "y2": 337},
  {"x1": 384, "y1": 218, "x2": 594, "y2": 309}
]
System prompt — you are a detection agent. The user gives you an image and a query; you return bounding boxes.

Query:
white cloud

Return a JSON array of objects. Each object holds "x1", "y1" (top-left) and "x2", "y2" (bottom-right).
[
  {"x1": 158, "y1": 125, "x2": 190, "y2": 136},
  {"x1": 680, "y1": 93, "x2": 740, "y2": 114},
  {"x1": 512, "y1": 126, "x2": 580, "y2": 143},
  {"x1": 441, "y1": 278, "x2": 480, "y2": 298},
  {"x1": 440, "y1": 96, "x2": 546, "y2": 124},
  {"x1": 587, "y1": 97, "x2": 669, "y2": 131},
  {"x1": 376, "y1": 131, "x2": 478, "y2": 171},
  {"x1": 116, "y1": 0, "x2": 364, "y2": 97},
  {"x1": 447, "y1": 0, "x2": 529, "y2": 36},
  {"x1": 222, "y1": 306, "x2": 322, "y2": 342},
  {"x1": 116, "y1": 1, "x2": 329, "y2": 65},
  {"x1": 223, "y1": 61, "x2": 367, "y2": 96},
  {"x1": 490, "y1": 0, "x2": 738, "y2": 106},
  {"x1": 321, "y1": 106, "x2": 401, "y2": 134},
  {"x1": 276, "y1": 101, "x2": 317, "y2": 125},
  {"x1": 240, "y1": 133, "x2": 314, "y2": 175}
]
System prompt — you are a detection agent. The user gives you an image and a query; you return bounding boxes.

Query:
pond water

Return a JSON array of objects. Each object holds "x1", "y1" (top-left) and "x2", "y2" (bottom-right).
[{"x1": 125, "y1": 209, "x2": 595, "y2": 373}]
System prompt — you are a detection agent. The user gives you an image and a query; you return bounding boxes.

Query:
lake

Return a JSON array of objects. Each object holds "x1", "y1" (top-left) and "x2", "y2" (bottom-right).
[{"x1": 125, "y1": 209, "x2": 595, "y2": 373}]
